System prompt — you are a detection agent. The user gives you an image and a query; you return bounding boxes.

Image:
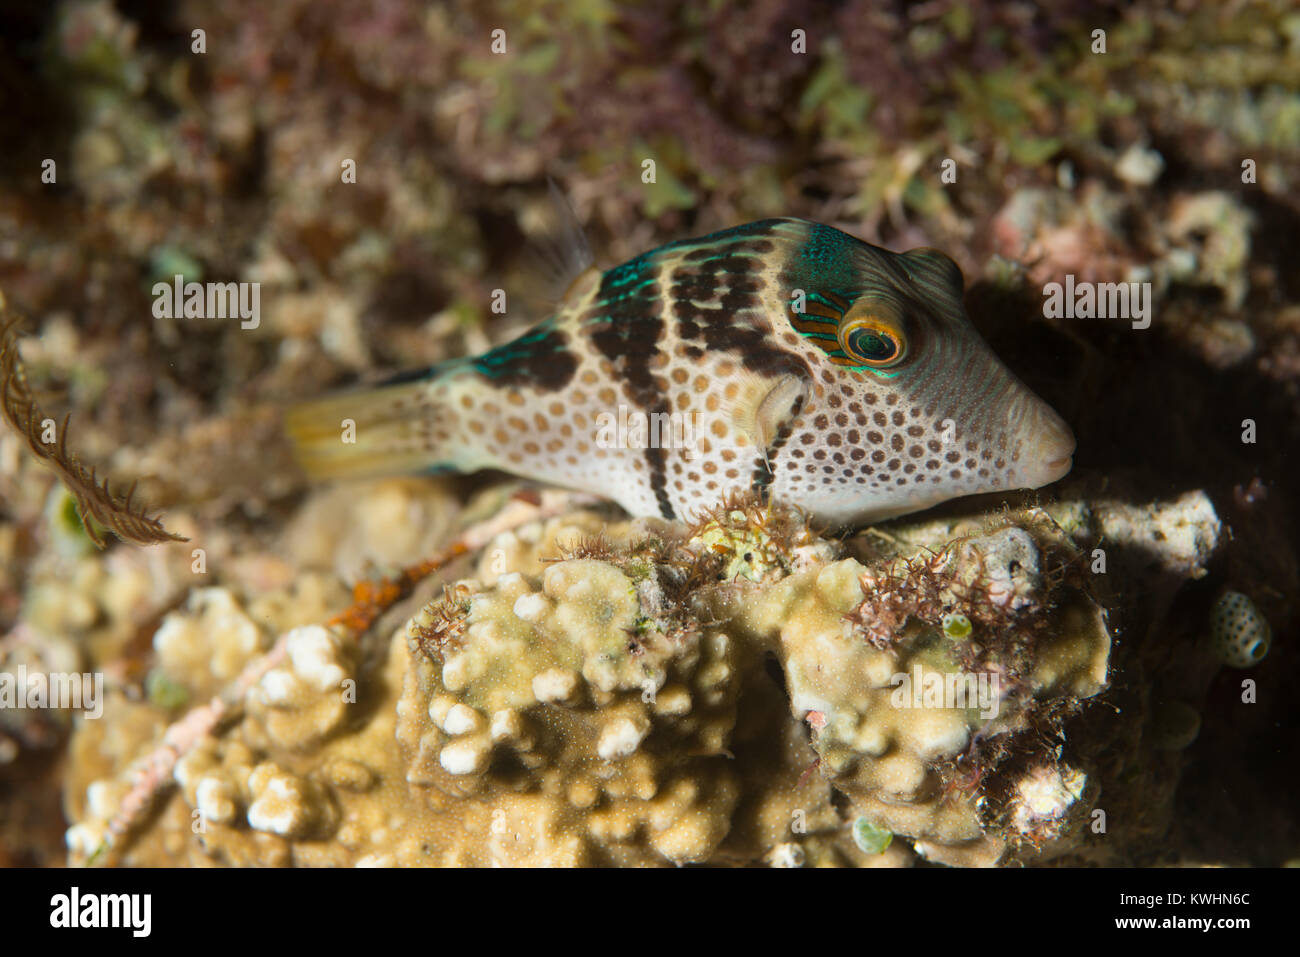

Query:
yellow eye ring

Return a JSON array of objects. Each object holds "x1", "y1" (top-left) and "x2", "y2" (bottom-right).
[{"x1": 838, "y1": 306, "x2": 906, "y2": 368}]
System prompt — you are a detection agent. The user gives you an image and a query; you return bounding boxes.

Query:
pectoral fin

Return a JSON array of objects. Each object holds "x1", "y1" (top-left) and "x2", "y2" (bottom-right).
[
  {"x1": 723, "y1": 371, "x2": 809, "y2": 463},
  {"x1": 751, "y1": 374, "x2": 808, "y2": 451}
]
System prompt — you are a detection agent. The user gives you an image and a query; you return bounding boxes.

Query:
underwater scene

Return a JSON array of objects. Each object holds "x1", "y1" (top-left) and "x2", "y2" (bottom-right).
[{"x1": 0, "y1": 0, "x2": 1295, "y2": 877}]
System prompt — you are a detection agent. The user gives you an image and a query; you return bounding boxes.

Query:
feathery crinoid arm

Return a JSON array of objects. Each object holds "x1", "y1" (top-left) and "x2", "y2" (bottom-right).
[{"x1": 0, "y1": 308, "x2": 187, "y2": 547}]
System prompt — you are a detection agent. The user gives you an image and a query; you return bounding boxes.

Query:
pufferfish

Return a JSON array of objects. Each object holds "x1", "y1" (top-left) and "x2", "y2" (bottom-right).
[{"x1": 286, "y1": 218, "x2": 1074, "y2": 527}]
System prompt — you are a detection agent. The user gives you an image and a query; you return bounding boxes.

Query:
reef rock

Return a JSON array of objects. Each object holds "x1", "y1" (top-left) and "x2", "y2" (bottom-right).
[{"x1": 65, "y1": 489, "x2": 1125, "y2": 867}]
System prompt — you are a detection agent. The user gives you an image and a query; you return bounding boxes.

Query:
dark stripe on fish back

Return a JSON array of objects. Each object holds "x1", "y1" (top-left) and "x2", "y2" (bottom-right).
[
  {"x1": 586, "y1": 263, "x2": 676, "y2": 519},
  {"x1": 670, "y1": 253, "x2": 807, "y2": 380},
  {"x1": 658, "y1": 219, "x2": 783, "y2": 259},
  {"x1": 473, "y1": 321, "x2": 578, "y2": 391}
]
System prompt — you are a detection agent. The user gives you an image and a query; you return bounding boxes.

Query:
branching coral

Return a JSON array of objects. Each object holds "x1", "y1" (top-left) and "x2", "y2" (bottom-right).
[
  {"x1": 73, "y1": 488, "x2": 597, "y2": 865},
  {"x1": 53, "y1": 461, "x2": 1126, "y2": 869}
]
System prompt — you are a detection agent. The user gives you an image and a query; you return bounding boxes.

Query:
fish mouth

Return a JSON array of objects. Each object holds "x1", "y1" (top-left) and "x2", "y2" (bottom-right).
[
  {"x1": 1017, "y1": 401, "x2": 1076, "y2": 488},
  {"x1": 1017, "y1": 454, "x2": 1073, "y2": 490},
  {"x1": 1037, "y1": 451, "x2": 1074, "y2": 484}
]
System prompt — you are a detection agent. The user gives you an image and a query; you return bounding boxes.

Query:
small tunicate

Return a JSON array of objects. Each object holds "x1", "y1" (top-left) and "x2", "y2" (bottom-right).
[
  {"x1": 941, "y1": 613, "x2": 972, "y2": 639},
  {"x1": 1210, "y1": 591, "x2": 1271, "y2": 668},
  {"x1": 145, "y1": 669, "x2": 190, "y2": 710},
  {"x1": 852, "y1": 816, "x2": 892, "y2": 855}
]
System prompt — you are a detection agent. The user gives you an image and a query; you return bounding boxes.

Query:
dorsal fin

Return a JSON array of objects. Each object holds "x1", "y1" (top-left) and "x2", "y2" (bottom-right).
[{"x1": 530, "y1": 178, "x2": 596, "y2": 302}]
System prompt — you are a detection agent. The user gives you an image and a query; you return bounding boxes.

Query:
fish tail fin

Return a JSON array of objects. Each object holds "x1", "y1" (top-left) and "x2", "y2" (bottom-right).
[{"x1": 285, "y1": 366, "x2": 466, "y2": 481}]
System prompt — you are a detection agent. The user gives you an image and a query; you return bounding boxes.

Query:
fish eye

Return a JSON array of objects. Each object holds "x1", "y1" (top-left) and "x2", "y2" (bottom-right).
[{"x1": 839, "y1": 312, "x2": 906, "y2": 368}]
